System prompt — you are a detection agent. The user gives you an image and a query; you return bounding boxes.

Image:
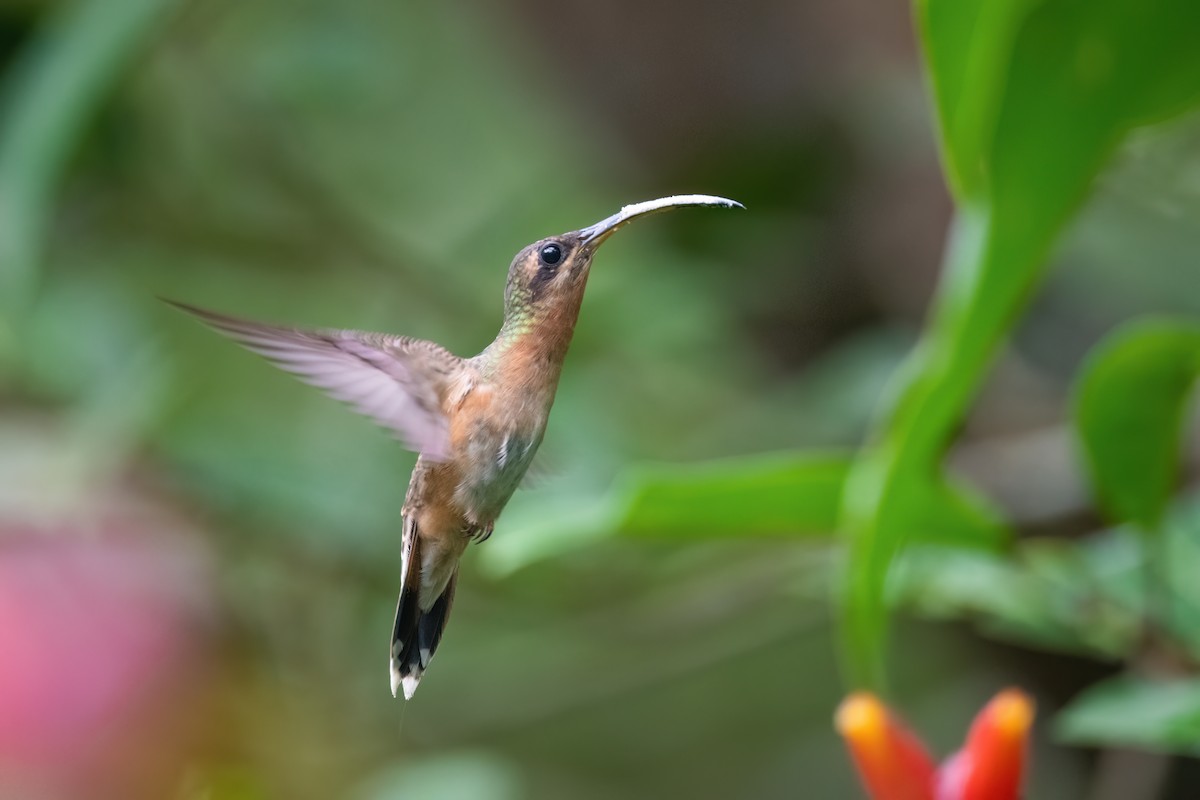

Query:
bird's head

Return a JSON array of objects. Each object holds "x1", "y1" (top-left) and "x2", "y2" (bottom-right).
[{"x1": 501, "y1": 194, "x2": 742, "y2": 330}]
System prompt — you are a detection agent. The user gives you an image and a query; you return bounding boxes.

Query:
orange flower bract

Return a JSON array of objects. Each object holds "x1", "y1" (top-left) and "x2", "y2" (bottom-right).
[
  {"x1": 836, "y1": 693, "x2": 937, "y2": 800},
  {"x1": 835, "y1": 689, "x2": 1034, "y2": 800},
  {"x1": 955, "y1": 690, "x2": 1035, "y2": 800}
]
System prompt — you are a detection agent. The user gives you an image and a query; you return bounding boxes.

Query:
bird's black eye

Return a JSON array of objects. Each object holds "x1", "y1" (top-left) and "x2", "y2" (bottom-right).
[{"x1": 538, "y1": 242, "x2": 564, "y2": 267}]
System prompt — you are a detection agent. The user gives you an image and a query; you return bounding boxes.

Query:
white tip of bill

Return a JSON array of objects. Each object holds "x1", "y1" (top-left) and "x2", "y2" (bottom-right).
[
  {"x1": 619, "y1": 195, "x2": 744, "y2": 216},
  {"x1": 578, "y1": 194, "x2": 744, "y2": 245}
]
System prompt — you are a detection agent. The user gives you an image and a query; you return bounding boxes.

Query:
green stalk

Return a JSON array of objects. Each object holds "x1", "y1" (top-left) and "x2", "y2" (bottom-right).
[{"x1": 838, "y1": 206, "x2": 1059, "y2": 689}]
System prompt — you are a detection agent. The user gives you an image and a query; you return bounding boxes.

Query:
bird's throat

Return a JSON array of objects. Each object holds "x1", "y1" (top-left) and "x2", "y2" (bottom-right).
[{"x1": 483, "y1": 295, "x2": 583, "y2": 384}]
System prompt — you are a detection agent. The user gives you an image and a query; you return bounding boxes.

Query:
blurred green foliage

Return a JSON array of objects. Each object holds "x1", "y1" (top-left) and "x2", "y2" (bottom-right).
[
  {"x1": 1076, "y1": 319, "x2": 1200, "y2": 530},
  {"x1": 840, "y1": 0, "x2": 1200, "y2": 690},
  {"x1": 2, "y1": 0, "x2": 1200, "y2": 797},
  {"x1": 0, "y1": 0, "x2": 179, "y2": 314},
  {"x1": 899, "y1": 496, "x2": 1200, "y2": 662},
  {"x1": 1056, "y1": 674, "x2": 1200, "y2": 756}
]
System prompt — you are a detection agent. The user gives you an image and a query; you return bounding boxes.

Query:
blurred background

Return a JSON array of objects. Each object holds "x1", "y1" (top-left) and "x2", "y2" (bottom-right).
[{"x1": 1, "y1": 0, "x2": 1199, "y2": 798}]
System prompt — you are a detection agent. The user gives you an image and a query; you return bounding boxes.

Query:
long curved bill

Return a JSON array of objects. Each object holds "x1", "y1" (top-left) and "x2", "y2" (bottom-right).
[{"x1": 578, "y1": 194, "x2": 743, "y2": 248}]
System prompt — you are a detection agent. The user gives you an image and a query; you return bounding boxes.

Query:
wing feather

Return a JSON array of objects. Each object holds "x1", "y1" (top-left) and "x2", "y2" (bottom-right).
[{"x1": 168, "y1": 300, "x2": 460, "y2": 459}]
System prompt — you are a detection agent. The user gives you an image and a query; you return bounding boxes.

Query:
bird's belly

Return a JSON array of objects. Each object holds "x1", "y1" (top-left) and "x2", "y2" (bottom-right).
[{"x1": 453, "y1": 426, "x2": 541, "y2": 525}]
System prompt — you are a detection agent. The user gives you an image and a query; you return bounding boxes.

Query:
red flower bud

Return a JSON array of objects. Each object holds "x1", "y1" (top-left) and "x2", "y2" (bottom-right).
[
  {"x1": 836, "y1": 692, "x2": 938, "y2": 800},
  {"x1": 836, "y1": 690, "x2": 1035, "y2": 800},
  {"x1": 940, "y1": 689, "x2": 1034, "y2": 800}
]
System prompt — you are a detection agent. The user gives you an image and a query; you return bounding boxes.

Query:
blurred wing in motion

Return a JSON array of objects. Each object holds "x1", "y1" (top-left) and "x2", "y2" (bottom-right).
[{"x1": 168, "y1": 300, "x2": 461, "y2": 460}]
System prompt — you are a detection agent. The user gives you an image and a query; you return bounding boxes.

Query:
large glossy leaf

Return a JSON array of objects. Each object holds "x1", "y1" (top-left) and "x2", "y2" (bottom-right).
[
  {"x1": 1075, "y1": 319, "x2": 1200, "y2": 529},
  {"x1": 919, "y1": 0, "x2": 1200, "y2": 213},
  {"x1": 841, "y1": 0, "x2": 1200, "y2": 689},
  {"x1": 916, "y1": 0, "x2": 1038, "y2": 199},
  {"x1": 1055, "y1": 674, "x2": 1200, "y2": 756}
]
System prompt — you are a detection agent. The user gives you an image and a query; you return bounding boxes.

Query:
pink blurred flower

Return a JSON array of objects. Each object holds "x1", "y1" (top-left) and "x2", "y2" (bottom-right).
[
  {"x1": 836, "y1": 689, "x2": 1035, "y2": 800},
  {"x1": 0, "y1": 528, "x2": 212, "y2": 798}
]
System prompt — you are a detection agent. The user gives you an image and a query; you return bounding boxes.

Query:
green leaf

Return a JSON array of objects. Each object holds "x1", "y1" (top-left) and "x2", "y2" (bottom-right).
[
  {"x1": 896, "y1": 540, "x2": 1141, "y2": 660},
  {"x1": 1163, "y1": 497, "x2": 1200, "y2": 655},
  {"x1": 915, "y1": 0, "x2": 1039, "y2": 199},
  {"x1": 613, "y1": 453, "x2": 847, "y2": 538},
  {"x1": 920, "y1": 0, "x2": 1200, "y2": 213},
  {"x1": 895, "y1": 548, "x2": 1063, "y2": 645},
  {"x1": 1055, "y1": 674, "x2": 1200, "y2": 756},
  {"x1": 477, "y1": 494, "x2": 613, "y2": 578},
  {"x1": 479, "y1": 452, "x2": 1006, "y2": 578},
  {"x1": 613, "y1": 453, "x2": 1006, "y2": 546},
  {"x1": 901, "y1": 497, "x2": 1200, "y2": 661},
  {"x1": 980, "y1": 1, "x2": 1200, "y2": 318},
  {"x1": 840, "y1": 0, "x2": 1200, "y2": 690},
  {"x1": 1075, "y1": 319, "x2": 1200, "y2": 529}
]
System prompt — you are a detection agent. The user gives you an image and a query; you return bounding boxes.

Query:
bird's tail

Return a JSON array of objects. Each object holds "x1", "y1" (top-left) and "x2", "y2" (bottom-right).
[{"x1": 390, "y1": 534, "x2": 457, "y2": 700}]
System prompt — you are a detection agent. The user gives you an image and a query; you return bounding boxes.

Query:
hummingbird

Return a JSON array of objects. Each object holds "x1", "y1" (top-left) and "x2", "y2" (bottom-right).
[{"x1": 169, "y1": 194, "x2": 741, "y2": 699}]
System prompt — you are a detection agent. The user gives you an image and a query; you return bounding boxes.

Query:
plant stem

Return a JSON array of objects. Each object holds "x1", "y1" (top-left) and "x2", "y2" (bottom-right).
[{"x1": 838, "y1": 205, "x2": 1059, "y2": 689}]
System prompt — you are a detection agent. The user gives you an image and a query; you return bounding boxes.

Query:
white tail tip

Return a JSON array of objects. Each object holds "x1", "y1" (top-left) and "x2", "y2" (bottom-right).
[{"x1": 390, "y1": 659, "x2": 421, "y2": 700}]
